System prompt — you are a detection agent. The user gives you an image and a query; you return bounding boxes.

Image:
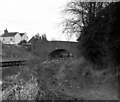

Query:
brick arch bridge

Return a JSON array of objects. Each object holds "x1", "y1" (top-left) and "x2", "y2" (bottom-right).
[{"x1": 31, "y1": 40, "x2": 81, "y2": 60}]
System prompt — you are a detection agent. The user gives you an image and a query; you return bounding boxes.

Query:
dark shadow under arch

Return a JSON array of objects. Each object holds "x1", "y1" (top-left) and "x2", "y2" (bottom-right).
[{"x1": 48, "y1": 49, "x2": 73, "y2": 60}]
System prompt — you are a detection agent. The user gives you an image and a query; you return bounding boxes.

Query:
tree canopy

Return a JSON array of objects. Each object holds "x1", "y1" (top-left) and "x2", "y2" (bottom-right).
[
  {"x1": 62, "y1": 1, "x2": 120, "y2": 69},
  {"x1": 62, "y1": 1, "x2": 109, "y2": 39},
  {"x1": 34, "y1": 33, "x2": 47, "y2": 41}
]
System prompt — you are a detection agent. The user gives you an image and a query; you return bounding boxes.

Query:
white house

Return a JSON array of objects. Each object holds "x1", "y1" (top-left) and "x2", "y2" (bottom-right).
[
  {"x1": 0, "y1": 29, "x2": 28, "y2": 44},
  {"x1": 20, "y1": 33, "x2": 28, "y2": 41}
]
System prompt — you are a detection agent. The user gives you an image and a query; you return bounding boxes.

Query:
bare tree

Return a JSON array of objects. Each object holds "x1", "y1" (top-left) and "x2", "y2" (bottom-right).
[
  {"x1": 41, "y1": 33, "x2": 47, "y2": 41},
  {"x1": 61, "y1": 0, "x2": 108, "y2": 39},
  {"x1": 34, "y1": 33, "x2": 40, "y2": 39}
]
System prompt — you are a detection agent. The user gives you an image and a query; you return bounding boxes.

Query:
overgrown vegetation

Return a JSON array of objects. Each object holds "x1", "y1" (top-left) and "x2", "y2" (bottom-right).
[
  {"x1": 62, "y1": 1, "x2": 120, "y2": 70},
  {"x1": 1, "y1": 1, "x2": 119, "y2": 100},
  {"x1": 78, "y1": 2, "x2": 120, "y2": 68},
  {"x1": 0, "y1": 59, "x2": 78, "y2": 100},
  {"x1": 1, "y1": 57, "x2": 118, "y2": 100}
]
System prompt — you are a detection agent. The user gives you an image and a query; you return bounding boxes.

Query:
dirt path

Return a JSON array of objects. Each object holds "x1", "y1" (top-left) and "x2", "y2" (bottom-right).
[
  {"x1": 42, "y1": 59, "x2": 118, "y2": 100},
  {"x1": 47, "y1": 75, "x2": 118, "y2": 100},
  {"x1": 48, "y1": 62, "x2": 118, "y2": 100},
  {"x1": 57, "y1": 83, "x2": 118, "y2": 100}
]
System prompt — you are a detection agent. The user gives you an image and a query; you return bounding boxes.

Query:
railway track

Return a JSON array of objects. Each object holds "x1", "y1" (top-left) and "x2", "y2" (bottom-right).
[{"x1": 0, "y1": 60, "x2": 26, "y2": 67}]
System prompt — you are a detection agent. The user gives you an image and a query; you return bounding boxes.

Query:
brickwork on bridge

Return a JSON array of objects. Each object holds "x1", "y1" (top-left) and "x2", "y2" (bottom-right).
[{"x1": 31, "y1": 40, "x2": 81, "y2": 60}]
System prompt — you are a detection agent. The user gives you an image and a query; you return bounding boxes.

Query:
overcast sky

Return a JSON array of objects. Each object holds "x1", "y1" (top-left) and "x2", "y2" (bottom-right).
[{"x1": 0, "y1": 0, "x2": 77, "y2": 41}]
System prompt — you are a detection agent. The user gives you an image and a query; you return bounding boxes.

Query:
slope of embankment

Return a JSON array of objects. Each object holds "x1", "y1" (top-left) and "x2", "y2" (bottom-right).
[{"x1": 1, "y1": 44, "x2": 33, "y2": 62}]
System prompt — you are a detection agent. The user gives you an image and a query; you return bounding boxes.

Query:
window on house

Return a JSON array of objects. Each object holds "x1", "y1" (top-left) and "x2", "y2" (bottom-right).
[
  {"x1": 3, "y1": 39, "x2": 5, "y2": 41},
  {"x1": 10, "y1": 38, "x2": 12, "y2": 41}
]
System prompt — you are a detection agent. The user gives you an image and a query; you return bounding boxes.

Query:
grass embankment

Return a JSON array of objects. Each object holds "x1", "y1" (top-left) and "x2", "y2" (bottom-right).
[
  {"x1": 1, "y1": 57, "x2": 118, "y2": 100},
  {"x1": 1, "y1": 44, "x2": 33, "y2": 61},
  {"x1": 1, "y1": 44, "x2": 35, "y2": 84}
]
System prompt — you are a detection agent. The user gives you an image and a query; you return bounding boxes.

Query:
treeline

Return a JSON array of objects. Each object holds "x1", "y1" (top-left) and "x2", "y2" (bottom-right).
[{"x1": 77, "y1": 2, "x2": 120, "y2": 69}]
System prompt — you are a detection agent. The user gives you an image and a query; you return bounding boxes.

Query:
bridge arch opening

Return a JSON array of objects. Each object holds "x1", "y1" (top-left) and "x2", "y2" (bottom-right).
[{"x1": 48, "y1": 49, "x2": 73, "y2": 60}]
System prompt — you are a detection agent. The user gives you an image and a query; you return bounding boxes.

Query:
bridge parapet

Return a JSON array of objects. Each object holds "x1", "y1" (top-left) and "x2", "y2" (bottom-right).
[{"x1": 31, "y1": 40, "x2": 80, "y2": 59}]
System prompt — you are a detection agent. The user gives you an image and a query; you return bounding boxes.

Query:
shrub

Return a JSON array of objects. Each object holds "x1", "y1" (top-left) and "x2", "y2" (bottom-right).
[{"x1": 1, "y1": 75, "x2": 39, "y2": 100}]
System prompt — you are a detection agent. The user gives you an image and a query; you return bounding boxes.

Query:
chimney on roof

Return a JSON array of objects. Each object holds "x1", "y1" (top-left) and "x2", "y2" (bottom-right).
[{"x1": 4, "y1": 28, "x2": 8, "y2": 34}]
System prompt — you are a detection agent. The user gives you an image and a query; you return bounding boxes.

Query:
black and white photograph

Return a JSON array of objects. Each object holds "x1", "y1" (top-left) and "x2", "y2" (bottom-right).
[{"x1": 0, "y1": 0, "x2": 119, "y2": 101}]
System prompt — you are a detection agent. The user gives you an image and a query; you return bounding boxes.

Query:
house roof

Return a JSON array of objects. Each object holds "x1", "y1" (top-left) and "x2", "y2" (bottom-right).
[
  {"x1": 20, "y1": 33, "x2": 25, "y2": 37},
  {"x1": 28, "y1": 37, "x2": 35, "y2": 43},
  {"x1": 2, "y1": 32, "x2": 18, "y2": 37}
]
